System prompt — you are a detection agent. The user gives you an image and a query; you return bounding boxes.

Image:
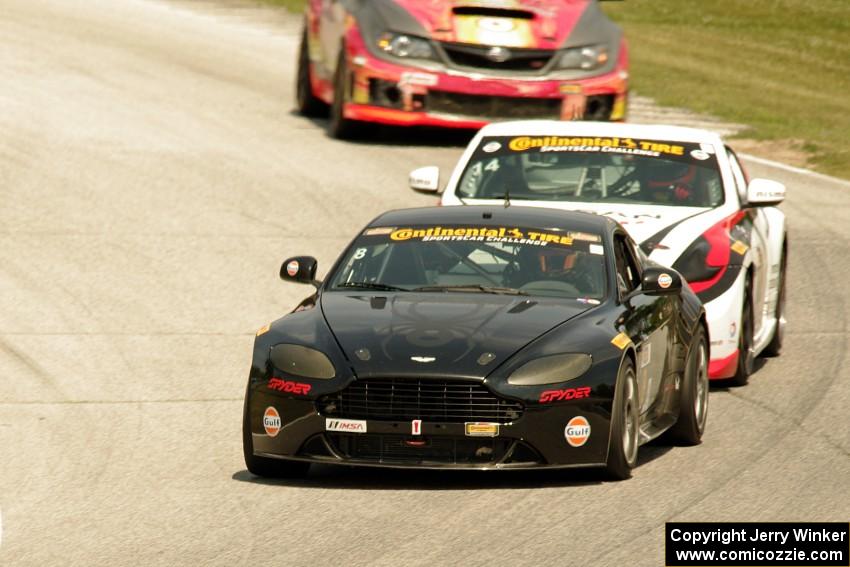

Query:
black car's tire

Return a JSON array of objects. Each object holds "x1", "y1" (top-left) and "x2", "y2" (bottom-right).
[
  {"x1": 295, "y1": 29, "x2": 327, "y2": 117},
  {"x1": 604, "y1": 358, "x2": 639, "y2": 480},
  {"x1": 730, "y1": 279, "x2": 755, "y2": 387},
  {"x1": 763, "y1": 245, "x2": 787, "y2": 357},
  {"x1": 327, "y1": 48, "x2": 360, "y2": 139},
  {"x1": 668, "y1": 325, "x2": 709, "y2": 445},
  {"x1": 242, "y1": 392, "x2": 310, "y2": 478}
]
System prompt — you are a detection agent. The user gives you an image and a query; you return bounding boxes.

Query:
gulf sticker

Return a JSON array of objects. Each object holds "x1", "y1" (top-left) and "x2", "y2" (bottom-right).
[
  {"x1": 263, "y1": 407, "x2": 281, "y2": 437},
  {"x1": 286, "y1": 260, "x2": 300, "y2": 277},
  {"x1": 611, "y1": 332, "x2": 631, "y2": 350},
  {"x1": 565, "y1": 416, "x2": 591, "y2": 447},
  {"x1": 658, "y1": 273, "x2": 673, "y2": 289}
]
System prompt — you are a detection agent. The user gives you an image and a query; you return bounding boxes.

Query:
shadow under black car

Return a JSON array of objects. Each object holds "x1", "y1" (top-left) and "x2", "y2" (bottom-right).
[
  {"x1": 233, "y1": 465, "x2": 603, "y2": 490},
  {"x1": 232, "y1": 442, "x2": 674, "y2": 489}
]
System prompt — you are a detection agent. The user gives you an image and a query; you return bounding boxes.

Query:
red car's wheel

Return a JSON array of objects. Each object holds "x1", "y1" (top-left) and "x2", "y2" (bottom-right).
[
  {"x1": 328, "y1": 48, "x2": 361, "y2": 139},
  {"x1": 295, "y1": 28, "x2": 328, "y2": 117}
]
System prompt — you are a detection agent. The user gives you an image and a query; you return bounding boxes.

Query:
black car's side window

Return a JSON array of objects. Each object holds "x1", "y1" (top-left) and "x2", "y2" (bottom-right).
[{"x1": 614, "y1": 234, "x2": 641, "y2": 296}]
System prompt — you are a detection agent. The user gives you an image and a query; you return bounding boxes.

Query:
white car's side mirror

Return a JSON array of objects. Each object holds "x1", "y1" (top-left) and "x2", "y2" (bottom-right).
[
  {"x1": 409, "y1": 166, "x2": 441, "y2": 194},
  {"x1": 746, "y1": 178, "x2": 786, "y2": 206}
]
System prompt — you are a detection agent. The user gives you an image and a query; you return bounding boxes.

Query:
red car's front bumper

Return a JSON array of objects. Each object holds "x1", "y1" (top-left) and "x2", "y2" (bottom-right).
[{"x1": 315, "y1": 30, "x2": 629, "y2": 129}]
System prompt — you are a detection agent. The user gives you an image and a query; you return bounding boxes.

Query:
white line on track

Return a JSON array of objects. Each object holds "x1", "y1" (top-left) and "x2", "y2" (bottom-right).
[{"x1": 740, "y1": 153, "x2": 850, "y2": 188}]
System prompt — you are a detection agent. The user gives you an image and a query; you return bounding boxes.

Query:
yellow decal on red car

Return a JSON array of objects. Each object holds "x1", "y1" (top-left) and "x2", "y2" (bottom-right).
[{"x1": 453, "y1": 16, "x2": 534, "y2": 47}]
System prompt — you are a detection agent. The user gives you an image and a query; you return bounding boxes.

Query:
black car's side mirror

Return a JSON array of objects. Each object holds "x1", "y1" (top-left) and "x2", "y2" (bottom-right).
[
  {"x1": 280, "y1": 256, "x2": 320, "y2": 286},
  {"x1": 641, "y1": 267, "x2": 682, "y2": 296}
]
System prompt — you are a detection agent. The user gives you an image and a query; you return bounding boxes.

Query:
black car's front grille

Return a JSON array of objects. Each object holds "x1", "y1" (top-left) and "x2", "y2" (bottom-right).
[
  {"x1": 427, "y1": 90, "x2": 562, "y2": 120},
  {"x1": 440, "y1": 42, "x2": 555, "y2": 72},
  {"x1": 317, "y1": 378, "x2": 524, "y2": 423},
  {"x1": 328, "y1": 433, "x2": 512, "y2": 465}
]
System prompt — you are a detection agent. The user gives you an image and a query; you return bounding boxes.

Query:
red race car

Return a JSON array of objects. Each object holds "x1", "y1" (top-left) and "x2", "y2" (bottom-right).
[{"x1": 296, "y1": 0, "x2": 629, "y2": 138}]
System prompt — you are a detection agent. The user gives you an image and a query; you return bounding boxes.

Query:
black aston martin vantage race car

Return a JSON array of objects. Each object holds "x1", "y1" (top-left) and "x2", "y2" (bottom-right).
[{"x1": 243, "y1": 206, "x2": 708, "y2": 480}]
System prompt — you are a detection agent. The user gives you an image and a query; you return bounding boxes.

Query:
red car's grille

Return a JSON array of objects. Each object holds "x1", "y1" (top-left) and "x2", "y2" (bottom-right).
[
  {"x1": 427, "y1": 91, "x2": 562, "y2": 120},
  {"x1": 440, "y1": 42, "x2": 554, "y2": 72}
]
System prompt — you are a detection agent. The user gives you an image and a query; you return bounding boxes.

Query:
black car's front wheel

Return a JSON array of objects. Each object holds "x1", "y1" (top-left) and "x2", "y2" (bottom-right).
[
  {"x1": 668, "y1": 324, "x2": 709, "y2": 445},
  {"x1": 605, "y1": 357, "x2": 639, "y2": 480},
  {"x1": 242, "y1": 392, "x2": 310, "y2": 478}
]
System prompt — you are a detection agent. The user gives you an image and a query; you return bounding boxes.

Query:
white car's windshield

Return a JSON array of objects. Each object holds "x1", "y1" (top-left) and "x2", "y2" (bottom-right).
[
  {"x1": 457, "y1": 135, "x2": 725, "y2": 208},
  {"x1": 329, "y1": 224, "x2": 608, "y2": 300}
]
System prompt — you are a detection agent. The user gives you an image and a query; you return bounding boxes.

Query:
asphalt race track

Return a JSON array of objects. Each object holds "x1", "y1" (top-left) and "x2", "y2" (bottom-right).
[{"x1": 1, "y1": 1, "x2": 848, "y2": 565}]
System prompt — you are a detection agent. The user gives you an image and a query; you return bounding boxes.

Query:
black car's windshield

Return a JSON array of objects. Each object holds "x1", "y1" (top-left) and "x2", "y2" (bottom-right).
[
  {"x1": 329, "y1": 224, "x2": 607, "y2": 301},
  {"x1": 457, "y1": 135, "x2": 725, "y2": 208}
]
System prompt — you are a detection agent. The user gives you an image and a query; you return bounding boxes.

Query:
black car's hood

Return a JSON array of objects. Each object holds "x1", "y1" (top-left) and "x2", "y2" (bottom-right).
[{"x1": 320, "y1": 292, "x2": 590, "y2": 379}]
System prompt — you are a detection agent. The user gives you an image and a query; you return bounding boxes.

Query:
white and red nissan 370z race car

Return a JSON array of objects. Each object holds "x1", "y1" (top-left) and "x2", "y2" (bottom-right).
[{"x1": 410, "y1": 121, "x2": 787, "y2": 384}]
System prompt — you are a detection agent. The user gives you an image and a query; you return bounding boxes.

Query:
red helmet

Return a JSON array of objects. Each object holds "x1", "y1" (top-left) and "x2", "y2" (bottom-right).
[{"x1": 645, "y1": 161, "x2": 697, "y2": 203}]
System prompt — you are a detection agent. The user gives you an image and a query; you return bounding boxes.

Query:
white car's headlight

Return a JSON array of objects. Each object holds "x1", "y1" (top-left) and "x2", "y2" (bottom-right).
[
  {"x1": 377, "y1": 33, "x2": 436, "y2": 60},
  {"x1": 556, "y1": 45, "x2": 609, "y2": 71}
]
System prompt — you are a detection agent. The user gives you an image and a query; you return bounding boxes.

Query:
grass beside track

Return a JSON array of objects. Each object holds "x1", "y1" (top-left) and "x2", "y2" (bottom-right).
[
  {"x1": 260, "y1": 0, "x2": 850, "y2": 179},
  {"x1": 603, "y1": 0, "x2": 850, "y2": 179},
  {"x1": 252, "y1": 0, "x2": 304, "y2": 11}
]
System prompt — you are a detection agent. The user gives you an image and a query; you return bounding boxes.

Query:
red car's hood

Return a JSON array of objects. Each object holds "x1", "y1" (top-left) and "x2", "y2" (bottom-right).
[{"x1": 392, "y1": 0, "x2": 593, "y2": 49}]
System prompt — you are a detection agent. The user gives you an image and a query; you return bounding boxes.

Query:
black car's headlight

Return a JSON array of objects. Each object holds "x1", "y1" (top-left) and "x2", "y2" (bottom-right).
[
  {"x1": 377, "y1": 32, "x2": 436, "y2": 60},
  {"x1": 556, "y1": 44, "x2": 609, "y2": 71},
  {"x1": 270, "y1": 344, "x2": 335, "y2": 379},
  {"x1": 507, "y1": 354, "x2": 592, "y2": 386}
]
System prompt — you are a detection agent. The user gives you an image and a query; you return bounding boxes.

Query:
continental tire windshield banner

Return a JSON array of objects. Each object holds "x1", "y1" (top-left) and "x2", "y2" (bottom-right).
[
  {"x1": 362, "y1": 225, "x2": 603, "y2": 251},
  {"x1": 474, "y1": 135, "x2": 719, "y2": 166}
]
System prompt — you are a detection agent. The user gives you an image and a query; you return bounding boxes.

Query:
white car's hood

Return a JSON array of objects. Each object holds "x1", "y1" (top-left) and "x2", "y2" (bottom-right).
[{"x1": 444, "y1": 198, "x2": 708, "y2": 244}]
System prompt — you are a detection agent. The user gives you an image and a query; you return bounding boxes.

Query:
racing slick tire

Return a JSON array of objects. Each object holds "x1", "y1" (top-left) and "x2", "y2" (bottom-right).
[
  {"x1": 328, "y1": 48, "x2": 361, "y2": 139},
  {"x1": 295, "y1": 29, "x2": 328, "y2": 117},
  {"x1": 242, "y1": 392, "x2": 310, "y2": 479},
  {"x1": 668, "y1": 324, "x2": 709, "y2": 445},
  {"x1": 763, "y1": 244, "x2": 787, "y2": 357},
  {"x1": 604, "y1": 357, "x2": 639, "y2": 480},
  {"x1": 730, "y1": 277, "x2": 755, "y2": 387}
]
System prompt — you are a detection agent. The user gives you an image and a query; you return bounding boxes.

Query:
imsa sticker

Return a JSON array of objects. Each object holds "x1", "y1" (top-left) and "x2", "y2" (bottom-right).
[
  {"x1": 326, "y1": 418, "x2": 367, "y2": 433},
  {"x1": 465, "y1": 422, "x2": 500, "y2": 437}
]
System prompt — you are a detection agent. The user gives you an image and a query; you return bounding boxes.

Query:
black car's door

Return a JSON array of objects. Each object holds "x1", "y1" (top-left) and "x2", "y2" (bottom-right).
[{"x1": 614, "y1": 232, "x2": 673, "y2": 415}]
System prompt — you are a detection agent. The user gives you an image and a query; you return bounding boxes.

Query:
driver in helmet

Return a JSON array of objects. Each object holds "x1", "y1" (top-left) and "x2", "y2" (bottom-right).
[{"x1": 642, "y1": 160, "x2": 698, "y2": 204}]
